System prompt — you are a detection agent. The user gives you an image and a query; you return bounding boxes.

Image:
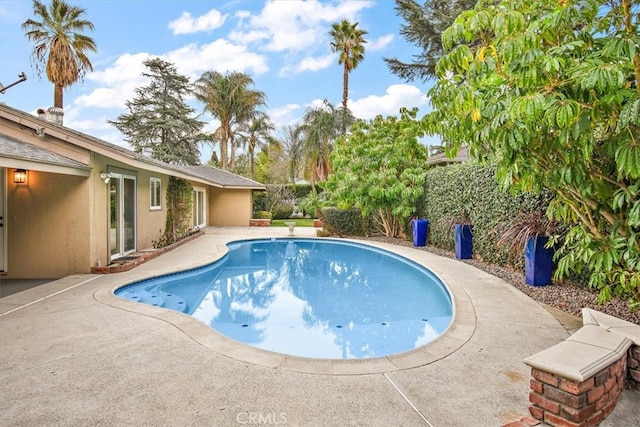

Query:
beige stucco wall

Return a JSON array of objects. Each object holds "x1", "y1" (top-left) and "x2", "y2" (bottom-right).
[
  {"x1": 207, "y1": 187, "x2": 253, "y2": 226},
  {"x1": 4, "y1": 155, "x2": 171, "y2": 278},
  {"x1": 134, "y1": 168, "x2": 169, "y2": 251},
  {"x1": 93, "y1": 154, "x2": 169, "y2": 261},
  {"x1": 6, "y1": 169, "x2": 91, "y2": 278}
]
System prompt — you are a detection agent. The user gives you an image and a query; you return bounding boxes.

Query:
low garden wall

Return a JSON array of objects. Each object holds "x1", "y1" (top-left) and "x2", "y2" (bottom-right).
[
  {"x1": 249, "y1": 219, "x2": 271, "y2": 227},
  {"x1": 524, "y1": 309, "x2": 640, "y2": 426}
]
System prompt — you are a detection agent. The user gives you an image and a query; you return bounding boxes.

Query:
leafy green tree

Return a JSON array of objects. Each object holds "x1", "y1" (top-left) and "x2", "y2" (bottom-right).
[
  {"x1": 329, "y1": 19, "x2": 368, "y2": 134},
  {"x1": 228, "y1": 153, "x2": 251, "y2": 178},
  {"x1": 236, "y1": 112, "x2": 275, "y2": 180},
  {"x1": 326, "y1": 108, "x2": 428, "y2": 237},
  {"x1": 424, "y1": 0, "x2": 640, "y2": 307},
  {"x1": 384, "y1": 0, "x2": 475, "y2": 82},
  {"x1": 22, "y1": 0, "x2": 97, "y2": 108},
  {"x1": 255, "y1": 138, "x2": 289, "y2": 184},
  {"x1": 193, "y1": 71, "x2": 266, "y2": 170},
  {"x1": 206, "y1": 150, "x2": 219, "y2": 168},
  {"x1": 109, "y1": 58, "x2": 205, "y2": 165}
]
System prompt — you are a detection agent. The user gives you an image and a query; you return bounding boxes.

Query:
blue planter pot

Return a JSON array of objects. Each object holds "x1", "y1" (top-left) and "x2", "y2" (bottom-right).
[
  {"x1": 412, "y1": 219, "x2": 429, "y2": 247},
  {"x1": 525, "y1": 236, "x2": 554, "y2": 286},
  {"x1": 454, "y1": 224, "x2": 473, "y2": 259}
]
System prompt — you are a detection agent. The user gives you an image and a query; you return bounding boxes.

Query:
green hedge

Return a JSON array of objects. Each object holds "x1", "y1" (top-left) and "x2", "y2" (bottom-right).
[
  {"x1": 253, "y1": 191, "x2": 268, "y2": 213},
  {"x1": 421, "y1": 163, "x2": 552, "y2": 268},
  {"x1": 322, "y1": 207, "x2": 369, "y2": 236},
  {"x1": 272, "y1": 205, "x2": 294, "y2": 220},
  {"x1": 287, "y1": 184, "x2": 324, "y2": 199}
]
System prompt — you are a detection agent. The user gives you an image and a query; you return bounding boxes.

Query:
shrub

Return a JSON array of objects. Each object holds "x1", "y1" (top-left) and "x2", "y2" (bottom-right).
[
  {"x1": 322, "y1": 207, "x2": 368, "y2": 236},
  {"x1": 422, "y1": 163, "x2": 551, "y2": 267},
  {"x1": 253, "y1": 191, "x2": 268, "y2": 213},
  {"x1": 272, "y1": 205, "x2": 294, "y2": 220},
  {"x1": 254, "y1": 210, "x2": 272, "y2": 220}
]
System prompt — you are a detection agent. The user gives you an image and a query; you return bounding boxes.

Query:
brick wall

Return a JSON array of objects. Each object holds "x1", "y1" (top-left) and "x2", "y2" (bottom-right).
[
  {"x1": 529, "y1": 349, "x2": 630, "y2": 427},
  {"x1": 249, "y1": 219, "x2": 271, "y2": 227},
  {"x1": 629, "y1": 344, "x2": 640, "y2": 389}
]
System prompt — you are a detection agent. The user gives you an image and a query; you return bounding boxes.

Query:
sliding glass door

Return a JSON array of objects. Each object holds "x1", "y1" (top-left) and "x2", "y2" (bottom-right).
[
  {"x1": 192, "y1": 187, "x2": 206, "y2": 229},
  {"x1": 110, "y1": 173, "x2": 136, "y2": 259}
]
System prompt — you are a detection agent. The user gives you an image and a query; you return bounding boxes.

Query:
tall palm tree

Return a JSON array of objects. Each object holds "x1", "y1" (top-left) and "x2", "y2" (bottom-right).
[
  {"x1": 329, "y1": 19, "x2": 367, "y2": 135},
  {"x1": 236, "y1": 112, "x2": 275, "y2": 179},
  {"x1": 22, "y1": 0, "x2": 97, "y2": 108},
  {"x1": 297, "y1": 100, "x2": 353, "y2": 188},
  {"x1": 194, "y1": 71, "x2": 266, "y2": 170}
]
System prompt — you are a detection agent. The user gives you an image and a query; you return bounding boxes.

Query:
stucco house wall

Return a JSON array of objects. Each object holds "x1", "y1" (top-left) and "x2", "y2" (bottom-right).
[
  {"x1": 0, "y1": 104, "x2": 265, "y2": 279},
  {"x1": 7, "y1": 170, "x2": 91, "y2": 278},
  {"x1": 208, "y1": 187, "x2": 253, "y2": 226}
]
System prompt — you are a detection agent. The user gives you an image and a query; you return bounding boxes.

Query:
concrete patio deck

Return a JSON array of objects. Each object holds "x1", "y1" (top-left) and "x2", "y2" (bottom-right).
[{"x1": 1, "y1": 227, "x2": 638, "y2": 426}]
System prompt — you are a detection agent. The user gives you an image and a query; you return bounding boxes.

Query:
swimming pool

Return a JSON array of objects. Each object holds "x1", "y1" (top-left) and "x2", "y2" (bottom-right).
[{"x1": 115, "y1": 238, "x2": 452, "y2": 359}]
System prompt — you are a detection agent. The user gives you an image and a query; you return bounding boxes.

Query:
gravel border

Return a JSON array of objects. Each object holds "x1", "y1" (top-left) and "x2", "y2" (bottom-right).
[{"x1": 361, "y1": 236, "x2": 640, "y2": 326}]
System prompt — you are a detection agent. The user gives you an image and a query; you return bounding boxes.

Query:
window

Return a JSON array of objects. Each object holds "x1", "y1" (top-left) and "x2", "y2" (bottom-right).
[{"x1": 150, "y1": 178, "x2": 161, "y2": 210}]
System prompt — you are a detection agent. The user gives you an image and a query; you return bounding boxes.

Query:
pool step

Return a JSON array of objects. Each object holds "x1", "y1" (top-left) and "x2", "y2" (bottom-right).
[{"x1": 123, "y1": 286, "x2": 189, "y2": 313}]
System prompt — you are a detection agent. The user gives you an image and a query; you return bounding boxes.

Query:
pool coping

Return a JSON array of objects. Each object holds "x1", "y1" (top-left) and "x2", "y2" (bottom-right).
[{"x1": 94, "y1": 236, "x2": 477, "y2": 375}]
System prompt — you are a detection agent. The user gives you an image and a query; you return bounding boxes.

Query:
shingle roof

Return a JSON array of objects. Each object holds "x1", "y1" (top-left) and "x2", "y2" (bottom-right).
[
  {"x1": 182, "y1": 165, "x2": 265, "y2": 189},
  {"x1": 0, "y1": 104, "x2": 265, "y2": 189},
  {"x1": 427, "y1": 146, "x2": 470, "y2": 165},
  {"x1": 0, "y1": 133, "x2": 89, "y2": 169}
]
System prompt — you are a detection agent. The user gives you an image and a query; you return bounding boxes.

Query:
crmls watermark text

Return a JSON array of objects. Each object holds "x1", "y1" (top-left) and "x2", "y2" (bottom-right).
[{"x1": 236, "y1": 412, "x2": 287, "y2": 425}]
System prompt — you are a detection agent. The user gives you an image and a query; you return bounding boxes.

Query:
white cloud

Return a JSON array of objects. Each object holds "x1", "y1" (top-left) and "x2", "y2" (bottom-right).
[
  {"x1": 167, "y1": 39, "x2": 269, "y2": 77},
  {"x1": 77, "y1": 53, "x2": 150, "y2": 109},
  {"x1": 168, "y1": 9, "x2": 228, "y2": 35},
  {"x1": 72, "y1": 38, "x2": 268, "y2": 115},
  {"x1": 267, "y1": 103, "x2": 302, "y2": 128},
  {"x1": 230, "y1": 0, "x2": 374, "y2": 53},
  {"x1": 280, "y1": 54, "x2": 334, "y2": 76},
  {"x1": 235, "y1": 10, "x2": 251, "y2": 19},
  {"x1": 86, "y1": 52, "x2": 149, "y2": 86},
  {"x1": 368, "y1": 34, "x2": 393, "y2": 51},
  {"x1": 349, "y1": 84, "x2": 429, "y2": 120}
]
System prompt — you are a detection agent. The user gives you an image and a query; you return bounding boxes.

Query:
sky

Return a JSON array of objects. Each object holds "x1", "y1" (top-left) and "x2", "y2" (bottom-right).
[{"x1": 0, "y1": 0, "x2": 440, "y2": 163}]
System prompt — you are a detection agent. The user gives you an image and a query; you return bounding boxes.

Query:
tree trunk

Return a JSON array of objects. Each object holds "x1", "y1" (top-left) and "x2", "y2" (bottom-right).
[
  {"x1": 229, "y1": 134, "x2": 236, "y2": 170},
  {"x1": 219, "y1": 128, "x2": 229, "y2": 170},
  {"x1": 342, "y1": 65, "x2": 349, "y2": 136},
  {"x1": 54, "y1": 84, "x2": 63, "y2": 109},
  {"x1": 249, "y1": 145, "x2": 255, "y2": 180}
]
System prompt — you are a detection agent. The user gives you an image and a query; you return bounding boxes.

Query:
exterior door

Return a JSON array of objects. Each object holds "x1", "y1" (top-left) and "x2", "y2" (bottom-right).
[
  {"x1": 192, "y1": 187, "x2": 206, "y2": 229},
  {"x1": 0, "y1": 168, "x2": 5, "y2": 272},
  {"x1": 110, "y1": 173, "x2": 136, "y2": 259}
]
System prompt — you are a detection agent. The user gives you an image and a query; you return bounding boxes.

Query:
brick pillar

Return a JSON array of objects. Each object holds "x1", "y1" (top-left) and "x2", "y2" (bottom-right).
[
  {"x1": 629, "y1": 344, "x2": 640, "y2": 389},
  {"x1": 529, "y1": 354, "x2": 628, "y2": 426}
]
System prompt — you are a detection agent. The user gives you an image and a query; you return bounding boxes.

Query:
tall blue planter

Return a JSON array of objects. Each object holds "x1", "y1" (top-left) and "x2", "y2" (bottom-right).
[
  {"x1": 525, "y1": 236, "x2": 554, "y2": 286},
  {"x1": 454, "y1": 224, "x2": 473, "y2": 259},
  {"x1": 412, "y1": 219, "x2": 429, "y2": 247}
]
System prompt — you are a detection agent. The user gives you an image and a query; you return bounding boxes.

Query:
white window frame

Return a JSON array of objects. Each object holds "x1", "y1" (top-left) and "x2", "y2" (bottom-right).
[
  {"x1": 192, "y1": 187, "x2": 206, "y2": 229},
  {"x1": 150, "y1": 177, "x2": 161, "y2": 211}
]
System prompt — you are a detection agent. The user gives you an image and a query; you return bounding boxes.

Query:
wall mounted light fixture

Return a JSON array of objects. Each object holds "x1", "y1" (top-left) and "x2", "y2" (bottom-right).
[
  {"x1": 99, "y1": 172, "x2": 112, "y2": 184},
  {"x1": 13, "y1": 169, "x2": 27, "y2": 184}
]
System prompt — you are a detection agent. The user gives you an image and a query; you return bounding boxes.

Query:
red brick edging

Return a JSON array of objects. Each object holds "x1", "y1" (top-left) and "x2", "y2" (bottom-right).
[{"x1": 90, "y1": 231, "x2": 204, "y2": 274}]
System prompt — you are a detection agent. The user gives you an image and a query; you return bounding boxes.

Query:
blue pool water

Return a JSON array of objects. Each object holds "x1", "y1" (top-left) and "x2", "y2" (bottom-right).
[{"x1": 115, "y1": 238, "x2": 453, "y2": 359}]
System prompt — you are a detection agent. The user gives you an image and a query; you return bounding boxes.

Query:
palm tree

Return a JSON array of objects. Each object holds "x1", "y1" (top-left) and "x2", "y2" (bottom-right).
[
  {"x1": 329, "y1": 20, "x2": 367, "y2": 135},
  {"x1": 22, "y1": 0, "x2": 97, "y2": 108},
  {"x1": 236, "y1": 112, "x2": 275, "y2": 179},
  {"x1": 194, "y1": 71, "x2": 266, "y2": 170},
  {"x1": 297, "y1": 100, "x2": 353, "y2": 188},
  {"x1": 280, "y1": 125, "x2": 304, "y2": 184}
]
